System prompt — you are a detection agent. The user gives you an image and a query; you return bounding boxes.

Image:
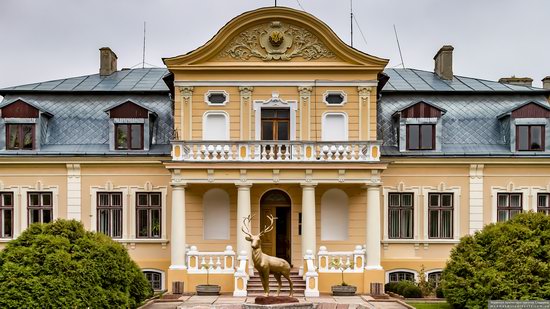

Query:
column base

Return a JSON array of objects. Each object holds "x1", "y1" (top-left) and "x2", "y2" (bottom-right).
[
  {"x1": 363, "y1": 269, "x2": 385, "y2": 294},
  {"x1": 167, "y1": 268, "x2": 189, "y2": 293}
]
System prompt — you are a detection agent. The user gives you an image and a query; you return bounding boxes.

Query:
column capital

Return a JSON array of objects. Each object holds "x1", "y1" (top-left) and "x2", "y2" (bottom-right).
[
  {"x1": 179, "y1": 86, "x2": 194, "y2": 96},
  {"x1": 235, "y1": 182, "x2": 253, "y2": 189},
  {"x1": 170, "y1": 181, "x2": 187, "y2": 188},
  {"x1": 300, "y1": 182, "x2": 318, "y2": 188},
  {"x1": 363, "y1": 182, "x2": 382, "y2": 189}
]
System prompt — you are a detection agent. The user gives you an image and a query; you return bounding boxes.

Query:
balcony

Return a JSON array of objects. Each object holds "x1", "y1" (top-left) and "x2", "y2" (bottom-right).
[{"x1": 171, "y1": 140, "x2": 381, "y2": 162}]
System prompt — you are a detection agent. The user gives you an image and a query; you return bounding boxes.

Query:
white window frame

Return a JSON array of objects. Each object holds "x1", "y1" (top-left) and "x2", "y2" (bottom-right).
[
  {"x1": 386, "y1": 269, "x2": 419, "y2": 283},
  {"x1": 20, "y1": 181, "x2": 59, "y2": 233},
  {"x1": 90, "y1": 181, "x2": 129, "y2": 239},
  {"x1": 382, "y1": 182, "x2": 421, "y2": 242},
  {"x1": 203, "y1": 188, "x2": 231, "y2": 240},
  {"x1": 128, "y1": 182, "x2": 168, "y2": 244},
  {"x1": 253, "y1": 92, "x2": 298, "y2": 141},
  {"x1": 321, "y1": 188, "x2": 349, "y2": 241},
  {"x1": 204, "y1": 90, "x2": 229, "y2": 106},
  {"x1": 0, "y1": 181, "x2": 20, "y2": 240},
  {"x1": 421, "y1": 183, "x2": 461, "y2": 241},
  {"x1": 202, "y1": 111, "x2": 230, "y2": 141},
  {"x1": 531, "y1": 184, "x2": 550, "y2": 213},
  {"x1": 322, "y1": 90, "x2": 347, "y2": 106},
  {"x1": 490, "y1": 182, "x2": 530, "y2": 223},
  {"x1": 142, "y1": 268, "x2": 165, "y2": 291},
  {"x1": 321, "y1": 112, "x2": 349, "y2": 141}
]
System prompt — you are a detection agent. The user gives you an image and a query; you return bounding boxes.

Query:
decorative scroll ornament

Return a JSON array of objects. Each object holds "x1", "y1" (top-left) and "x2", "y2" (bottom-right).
[{"x1": 219, "y1": 21, "x2": 335, "y2": 61}]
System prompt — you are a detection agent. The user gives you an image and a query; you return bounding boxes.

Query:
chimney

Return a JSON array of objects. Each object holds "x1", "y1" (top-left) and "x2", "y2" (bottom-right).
[
  {"x1": 99, "y1": 47, "x2": 117, "y2": 76},
  {"x1": 434, "y1": 45, "x2": 454, "y2": 80},
  {"x1": 498, "y1": 76, "x2": 533, "y2": 87},
  {"x1": 542, "y1": 76, "x2": 550, "y2": 89}
]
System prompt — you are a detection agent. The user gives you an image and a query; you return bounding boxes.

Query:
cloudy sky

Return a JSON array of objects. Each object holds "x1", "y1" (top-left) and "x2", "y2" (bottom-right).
[{"x1": 0, "y1": 0, "x2": 549, "y2": 89}]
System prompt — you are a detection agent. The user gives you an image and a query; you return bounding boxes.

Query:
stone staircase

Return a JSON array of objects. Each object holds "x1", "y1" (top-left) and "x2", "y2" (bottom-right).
[{"x1": 246, "y1": 269, "x2": 306, "y2": 296}]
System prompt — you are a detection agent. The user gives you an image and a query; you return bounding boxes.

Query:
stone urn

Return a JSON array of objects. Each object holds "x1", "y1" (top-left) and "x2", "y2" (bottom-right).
[
  {"x1": 196, "y1": 284, "x2": 221, "y2": 295},
  {"x1": 331, "y1": 284, "x2": 357, "y2": 296}
]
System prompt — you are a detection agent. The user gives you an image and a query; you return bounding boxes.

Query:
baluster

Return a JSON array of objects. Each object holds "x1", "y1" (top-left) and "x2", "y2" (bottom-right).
[
  {"x1": 261, "y1": 145, "x2": 268, "y2": 160},
  {"x1": 223, "y1": 144, "x2": 230, "y2": 160},
  {"x1": 346, "y1": 256, "x2": 351, "y2": 270},
  {"x1": 276, "y1": 144, "x2": 283, "y2": 161},
  {"x1": 350, "y1": 144, "x2": 357, "y2": 161},
  {"x1": 216, "y1": 256, "x2": 222, "y2": 271}
]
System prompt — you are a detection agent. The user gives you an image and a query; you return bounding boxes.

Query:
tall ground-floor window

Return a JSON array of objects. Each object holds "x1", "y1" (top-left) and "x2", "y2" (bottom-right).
[
  {"x1": 136, "y1": 192, "x2": 161, "y2": 238},
  {"x1": 28, "y1": 192, "x2": 53, "y2": 224},
  {"x1": 388, "y1": 193, "x2": 414, "y2": 239},
  {"x1": 497, "y1": 193, "x2": 522, "y2": 222},
  {"x1": 389, "y1": 271, "x2": 415, "y2": 283},
  {"x1": 537, "y1": 193, "x2": 550, "y2": 215},
  {"x1": 0, "y1": 192, "x2": 13, "y2": 238},
  {"x1": 97, "y1": 192, "x2": 123, "y2": 238},
  {"x1": 143, "y1": 270, "x2": 163, "y2": 291},
  {"x1": 428, "y1": 193, "x2": 453, "y2": 239}
]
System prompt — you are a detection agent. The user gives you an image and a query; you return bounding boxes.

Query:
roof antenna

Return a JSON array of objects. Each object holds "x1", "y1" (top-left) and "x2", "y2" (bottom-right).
[
  {"x1": 393, "y1": 24, "x2": 405, "y2": 68},
  {"x1": 275, "y1": 0, "x2": 277, "y2": 7},
  {"x1": 350, "y1": 0, "x2": 354, "y2": 47},
  {"x1": 142, "y1": 21, "x2": 146, "y2": 69}
]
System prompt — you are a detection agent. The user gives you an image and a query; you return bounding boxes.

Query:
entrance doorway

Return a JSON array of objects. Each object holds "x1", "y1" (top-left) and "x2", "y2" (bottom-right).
[{"x1": 260, "y1": 189, "x2": 291, "y2": 264}]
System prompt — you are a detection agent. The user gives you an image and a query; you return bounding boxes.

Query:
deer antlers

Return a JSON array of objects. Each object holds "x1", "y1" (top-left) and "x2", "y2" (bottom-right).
[{"x1": 241, "y1": 213, "x2": 276, "y2": 238}]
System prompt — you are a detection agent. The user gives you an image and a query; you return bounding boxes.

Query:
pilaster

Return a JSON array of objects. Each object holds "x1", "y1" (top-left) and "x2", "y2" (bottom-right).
[
  {"x1": 239, "y1": 86, "x2": 254, "y2": 140},
  {"x1": 298, "y1": 86, "x2": 313, "y2": 140}
]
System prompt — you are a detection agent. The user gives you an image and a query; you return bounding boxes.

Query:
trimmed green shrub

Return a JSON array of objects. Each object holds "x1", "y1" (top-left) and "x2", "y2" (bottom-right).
[
  {"x1": 395, "y1": 280, "x2": 418, "y2": 296},
  {"x1": 0, "y1": 219, "x2": 153, "y2": 308},
  {"x1": 442, "y1": 212, "x2": 550, "y2": 309},
  {"x1": 385, "y1": 282, "x2": 400, "y2": 293},
  {"x1": 402, "y1": 285, "x2": 423, "y2": 298}
]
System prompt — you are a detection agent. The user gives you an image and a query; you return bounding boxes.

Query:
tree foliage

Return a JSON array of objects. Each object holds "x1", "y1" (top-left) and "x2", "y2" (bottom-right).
[
  {"x1": 442, "y1": 212, "x2": 550, "y2": 308},
  {"x1": 0, "y1": 219, "x2": 152, "y2": 308}
]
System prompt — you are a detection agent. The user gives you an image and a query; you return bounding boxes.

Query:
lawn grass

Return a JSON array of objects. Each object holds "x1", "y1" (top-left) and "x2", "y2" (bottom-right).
[{"x1": 406, "y1": 302, "x2": 452, "y2": 309}]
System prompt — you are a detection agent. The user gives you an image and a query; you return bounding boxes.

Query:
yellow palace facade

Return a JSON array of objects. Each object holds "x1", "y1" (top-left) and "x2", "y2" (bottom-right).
[{"x1": 0, "y1": 7, "x2": 549, "y2": 295}]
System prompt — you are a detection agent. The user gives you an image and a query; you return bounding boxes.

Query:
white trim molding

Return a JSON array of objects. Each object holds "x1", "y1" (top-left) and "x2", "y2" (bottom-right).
[
  {"x1": 204, "y1": 90, "x2": 230, "y2": 106},
  {"x1": 19, "y1": 181, "x2": 59, "y2": 232},
  {"x1": 253, "y1": 92, "x2": 298, "y2": 140},
  {"x1": 490, "y1": 182, "x2": 530, "y2": 223},
  {"x1": 202, "y1": 111, "x2": 230, "y2": 141},
  {"x1": 469, "y1": 164, "x2": 484, "y2": 233},
  {"x1": 89, "y1": 181, "x2": 130, "y2": 238},
  {"x1": 142, "y1": 268, "x2": 166, "y2": 291},
  {"x1": 0, "y1": 181, "x2": 21, "y2": 239},
  {"x1": 421, "y1": 183, "x2": 461, "y2": 241},
  {"x1": 175, "y1": 80, "x2": 379, "y2": 87},
  {"x1": 385, "y1": 268, "x2": 419, "y2": 283},
  {"x1": 66, "y1": 164, "x2": 81, "y2": 220},
  {"x1": 128, "y1": 181, "x2": 169, "y2": 242},
  {"x1": 382, "y1": 182, "x2": 422, "y2": 241},
  {"x1": 530, "y1": 183, "x2": 550, "y2": 212},
  {"x1": 322, "y1": 90, "x2": 347, "y2": 106}
]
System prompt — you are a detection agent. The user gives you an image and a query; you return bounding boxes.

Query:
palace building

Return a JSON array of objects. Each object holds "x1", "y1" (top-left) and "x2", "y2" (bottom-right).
[{"x1": 0, "y1": 7, "x2": 549, "y2": 295}]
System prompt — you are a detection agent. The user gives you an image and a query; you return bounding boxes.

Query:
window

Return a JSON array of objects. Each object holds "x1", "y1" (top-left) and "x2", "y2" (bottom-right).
[
  {"x1": 203, "y1": 112, "x2": 229, "y2": 140},
  {"x1": 261, "y1": 109, "x2": 290, "y2": 141},
  {"x1": 97, "y1": 192, "x2": 123, "y2": 238},
  {"x1": 28, "y1": 192, "x2": 53, "y2": 224},
  {"x1": 428, "y1": 193, "x2": 453, "y2": 239},
  {"x1": 321, "y1": 189, "x2": 348, "y2": 240},
  {"x1": 388, "y1": 193, "x2": 414, "y2": 239},
  {"x1": 0, "y1": 192, "x2": 13, "y2": 238},
  {"x1": 205, "y1": 91, "x2": 229, "y2": 105},
  {"x1": 428, "y1": 271, "x2": 442, "y2": 288},
  {"x1": 497, "y1": 193, "x2": 522, "y2": 222},
  {"x1": 322, "y1": 113, "x2": 348, "y2": 141},
  {"x1": 407, "y1": 124, "x2": 434, "y2": 150},
  {"x1": 115, "y1": 124, "x2": 143, "y2": 150},
  {"x1": 6, "y1": 124, "x2": 34, "y2": 150},
  {"x1": 203, "y1": 189, "x2": 230, "y2": 240},
  {"x1": 537, "y1": 193, "x2": 550, "y2": 215},
  {"x1": 143, "y1": 270, "x2": 163, "y2": 291},
  {"x1": 323, "y1": 91, "x2": 346, "y2": 105},
  {"x1": 517, "y1": 125, "x2": 544, "y2": 151},
  {"x1": 298, "y1": 213, "x2": 302, "y2": 235},
  {"x1": 136, "y1": 192, "x2": 161, "y2": 238},
  {"x1": 389, "y1": 271, "x2": 415, "y2": 283}
]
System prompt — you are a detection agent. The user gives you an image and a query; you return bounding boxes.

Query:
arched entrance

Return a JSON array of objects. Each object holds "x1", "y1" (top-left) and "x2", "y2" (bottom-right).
[{"x1": 260, "y1": 189, "x2": 292, "y2": 264}]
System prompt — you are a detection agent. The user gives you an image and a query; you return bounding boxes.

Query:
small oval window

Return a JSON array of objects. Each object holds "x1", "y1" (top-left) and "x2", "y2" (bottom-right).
[
  {"x1": 325, "y1": 92, "x2": 345, "y2": 105},
  {"x1": 207, "y1": 92, "x2": 228, "y2": 105}
]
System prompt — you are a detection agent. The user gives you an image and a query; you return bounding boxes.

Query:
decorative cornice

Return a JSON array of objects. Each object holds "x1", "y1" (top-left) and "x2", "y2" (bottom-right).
[
  {"x1": 239, "y1": 86, "x2": 254, "y2": 99},
  {"x1": 179, "y1": 86, "x2": 194, "y2": 97}
]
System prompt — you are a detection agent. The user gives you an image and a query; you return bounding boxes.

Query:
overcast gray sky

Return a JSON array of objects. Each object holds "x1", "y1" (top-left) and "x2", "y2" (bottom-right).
[{"x1": 1, "y1": 0, "x2": 549, "y2": 89}]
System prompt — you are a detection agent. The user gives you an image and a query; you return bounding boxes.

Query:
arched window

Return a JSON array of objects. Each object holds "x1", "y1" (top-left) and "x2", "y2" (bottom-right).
[
  {"x1": 322, "y1": 113, "x2": 348, "y2": 141},
  {"x1": 321, "y1": 189, "x2": 348, "y2": 240},
  {"x1": 203, "y1": 112, "x2": 229, "y2": 140},
  {"x1": 427, "y1": 271, "x2": 443, "y2": 287},
  {"x1": 388, "y1": 270, "x2": 416, "y2": 283},
  {"x1": 143, "y1": 270, "x2": 164, "y2": 291},
  {"x1": 203, "y1": 189, "x2": 230, "y2": 240}
]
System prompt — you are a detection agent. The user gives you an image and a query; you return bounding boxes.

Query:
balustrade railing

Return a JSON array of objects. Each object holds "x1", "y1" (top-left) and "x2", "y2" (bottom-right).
[
  {"x1": 317, "y1": 245, "x2": 365, "y2": 273},
  {"x1": 171, "y1": 140, "x2": 380, "y2": 162},
  {"x1": 186, "y1": 245, "x2": 236, "y2": 274}
]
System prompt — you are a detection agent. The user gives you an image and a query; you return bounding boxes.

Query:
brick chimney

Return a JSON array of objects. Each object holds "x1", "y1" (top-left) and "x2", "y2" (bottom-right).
[
  {"x1": 99, "y1": 47, "x2": 117, "y2": 76},
  {"x1": 434, "y1": 45, "x2": 454, "y2": 80},
  {"x1": 498, "y1": 76, "x2": 533, "y2": 87},
  {"x1": 542, "y1": 76, "x2": 550, "y2": 89}
]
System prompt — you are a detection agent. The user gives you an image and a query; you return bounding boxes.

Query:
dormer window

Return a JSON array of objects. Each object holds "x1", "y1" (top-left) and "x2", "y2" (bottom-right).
[
  {"x1": 323, "y1": 91, "x2": 347, "y2": 106},
  {"x1": 393, "y1": 101, "x2": 446, "y2": 152},
  {"x1": 0, "y1": 99, "x2": 53, "y2": 151},
  {"x1": 205, "y1": 90, "x2": 229, "y2": 106},
  {"x1": 516, "y1": 125, "x2": 544, "y2": 151},
  {"x1": 6, "y1": 124, "x2": 34, "y2": 150},
  {"x1": 104, "y1": 100, "x2": 157, "y2": 151}
]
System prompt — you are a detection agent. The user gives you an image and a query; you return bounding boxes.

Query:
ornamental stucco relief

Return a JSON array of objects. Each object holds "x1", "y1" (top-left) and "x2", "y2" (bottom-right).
[{"x1": 218, "y1": 21, "x2": 335, "y2": 61}]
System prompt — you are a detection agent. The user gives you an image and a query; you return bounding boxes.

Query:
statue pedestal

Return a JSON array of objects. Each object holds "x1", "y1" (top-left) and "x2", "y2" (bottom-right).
[{"x1": 242, "y1": 296, "x2": 313, "y2": 309}]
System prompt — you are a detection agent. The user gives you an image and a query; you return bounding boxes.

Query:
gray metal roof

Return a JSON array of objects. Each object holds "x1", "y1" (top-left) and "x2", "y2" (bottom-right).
[
  {"x1": 383, "y1": 68, "x2": 549, "y2": 93},
  {"x1": 0, "y1": 68, "x2": 170, "y2": 94}
]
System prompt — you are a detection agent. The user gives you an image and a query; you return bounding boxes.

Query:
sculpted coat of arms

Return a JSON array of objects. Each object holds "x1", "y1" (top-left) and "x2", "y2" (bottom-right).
[{"x1": 219, "y1": 21, "x2": 335, "y2": 61}]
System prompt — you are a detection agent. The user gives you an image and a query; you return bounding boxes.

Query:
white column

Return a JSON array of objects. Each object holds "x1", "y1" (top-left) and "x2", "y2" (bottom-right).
[
  {"x1": 236, "y1": 183, "x2": 252, "y2": 274},
  {"x1": 366, "y1": 184, "x2": 382, "y2": 270},
  {"x1": 169, "y1": 182, "x2": 186, "y2": 269},
  {"x1": 301, "y1": 183, "x2": 317, "y2": 259}
]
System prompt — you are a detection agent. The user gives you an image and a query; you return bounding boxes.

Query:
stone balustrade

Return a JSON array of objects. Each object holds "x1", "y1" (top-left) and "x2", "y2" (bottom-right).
[
  {"x1": 186, "y1": 245, "x2": 236, "y2": 274},
  {"x1": 317, "y1": 245, "x2": 365, "y2": 273}
]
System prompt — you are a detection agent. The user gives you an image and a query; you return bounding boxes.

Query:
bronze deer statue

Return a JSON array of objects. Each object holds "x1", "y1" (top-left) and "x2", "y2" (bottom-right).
[{"x1": 242, "y1": 214, "x2": 294, "y2": 297}]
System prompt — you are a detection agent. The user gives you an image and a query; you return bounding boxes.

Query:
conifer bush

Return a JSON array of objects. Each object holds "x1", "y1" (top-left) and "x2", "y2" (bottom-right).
[
  {"x1": 442, "y1": 212, "x2": 550, "y2": 308},
  {"x1": 0, "y1": 219, "x2": 153, "y2": 308}
]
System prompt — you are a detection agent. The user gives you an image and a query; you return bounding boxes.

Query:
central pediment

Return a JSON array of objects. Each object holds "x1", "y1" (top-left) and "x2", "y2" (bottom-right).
[{"x1": 163, "y1": 7, "x2": 388, "y2": 70}]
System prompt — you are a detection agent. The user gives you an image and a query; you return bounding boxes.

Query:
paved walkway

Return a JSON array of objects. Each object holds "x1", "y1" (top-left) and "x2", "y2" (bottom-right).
[{"x1": 143, "y1": 295, "x2": 409, "y2": 309}]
